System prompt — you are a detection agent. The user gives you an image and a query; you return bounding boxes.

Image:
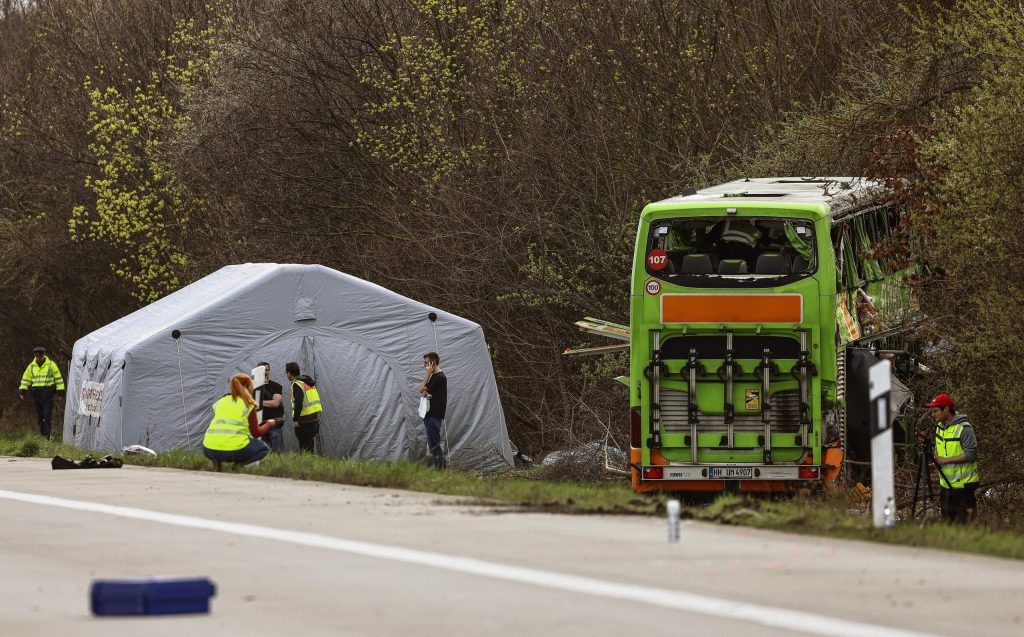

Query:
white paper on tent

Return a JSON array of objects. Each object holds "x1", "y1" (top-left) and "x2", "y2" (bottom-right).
[
  {"x1": 78, "y1": 381, "x2": 105, "y2": 417},
  {"x1": 418, "y1": 396, "x2": 430, "y2": 418}
]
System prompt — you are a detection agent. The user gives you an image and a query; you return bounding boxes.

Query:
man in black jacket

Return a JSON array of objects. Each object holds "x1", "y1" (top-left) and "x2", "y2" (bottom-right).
[
  {"x1": 419, "y1": 352, "x2": 447, "y2": 468},
  {"x1": 254, "y1": 362, "x2": 285, "y2": 451}
]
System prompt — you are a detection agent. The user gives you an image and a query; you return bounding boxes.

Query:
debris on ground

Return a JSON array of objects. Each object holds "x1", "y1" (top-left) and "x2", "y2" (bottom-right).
[
  {"x1": 535, "y1": 441, "x2": 629, "y2": 481},
  {"x1": 52, "y1": 455, "x2": 123, "y2": 469},
  {"x1": 122, "y1": 444, "x2": 157, "y2": 456}
]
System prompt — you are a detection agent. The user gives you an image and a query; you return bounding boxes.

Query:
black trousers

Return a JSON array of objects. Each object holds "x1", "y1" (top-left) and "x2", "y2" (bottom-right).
[
  {"x1": 294, "y1": 418, "x2": 320, "y2": 453},
  {"x1": 940, "y1": 486, "x2": 978, "y2": 523},
  {"x1": 30, "y1": 387, "x2": 55, "y2": 439}
]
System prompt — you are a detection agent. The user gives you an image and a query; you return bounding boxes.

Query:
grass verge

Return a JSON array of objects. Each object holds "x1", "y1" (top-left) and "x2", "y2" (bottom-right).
[
  {"x1": 3, "y1": 432, "x2": 1022, "y2": 560},
  {"x1": 704, "y1": 494, "x2": 1024, "y2": 560},
  {"x1": 0, "y1": 433, "x2": 656, "y2": 514}
]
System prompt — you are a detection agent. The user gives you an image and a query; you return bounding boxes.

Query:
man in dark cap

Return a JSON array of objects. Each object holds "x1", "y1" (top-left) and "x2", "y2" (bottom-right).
[{"x1": 19, "y1": 346, "x2": 64, "y2": 439}]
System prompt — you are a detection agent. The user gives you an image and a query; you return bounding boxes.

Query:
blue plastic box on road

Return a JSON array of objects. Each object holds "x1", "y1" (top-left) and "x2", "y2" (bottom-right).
[{"x1": 90, "y1": 577, "x2": 216, "y2": 616}]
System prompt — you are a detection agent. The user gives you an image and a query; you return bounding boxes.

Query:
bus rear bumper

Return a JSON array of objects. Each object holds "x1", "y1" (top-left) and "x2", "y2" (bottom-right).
[
  {"x1": 628, "y1": 449, "x2": 820, "y2": 493},
  {"x1": 637, "y1": 465, "x2": 820, "y2": 481}
]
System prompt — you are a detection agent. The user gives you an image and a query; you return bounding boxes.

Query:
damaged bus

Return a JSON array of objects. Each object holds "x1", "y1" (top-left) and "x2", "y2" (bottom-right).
[{"x1": 629, "y1": 177, "x2": 914, "y2": 493}]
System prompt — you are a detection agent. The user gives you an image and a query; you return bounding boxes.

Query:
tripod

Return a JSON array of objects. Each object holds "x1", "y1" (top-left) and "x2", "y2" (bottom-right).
[
  {"x1": 910, "y1": 442, "x2": 953, "y2": 520},
  {"x1": 910, "y1": 446, "x2": 933, "y2": 519}
]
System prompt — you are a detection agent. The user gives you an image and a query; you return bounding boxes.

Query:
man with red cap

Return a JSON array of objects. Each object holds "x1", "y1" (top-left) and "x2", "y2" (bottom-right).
[{"x1": 925, "y1": 392, "x2": 980, "y2": 523}]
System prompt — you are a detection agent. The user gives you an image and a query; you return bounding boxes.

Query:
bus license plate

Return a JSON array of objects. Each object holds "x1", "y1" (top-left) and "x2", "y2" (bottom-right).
[{"x1": 710, "y1": 467, "x2": 753, "y2": 479}]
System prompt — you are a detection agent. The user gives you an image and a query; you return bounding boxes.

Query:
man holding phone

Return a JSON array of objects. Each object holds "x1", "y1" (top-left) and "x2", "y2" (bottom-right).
[
  {"x1": 419, "y1": 352, "x2": 447, "y2": 469},
  {"x1": 254, "y1": 361, "x2": 285, "y2": 451}
]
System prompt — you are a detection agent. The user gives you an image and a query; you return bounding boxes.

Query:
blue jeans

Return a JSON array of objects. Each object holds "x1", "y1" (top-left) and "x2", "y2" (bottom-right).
[
  {"x1": 263, "y1": 427, "x2": 284, "y2": 452},
  {"x1": 203, "y1": 438, "x2": 269, "y2": 465},
  {"x1": 423, "y1": 416, "x2": 446, "y2": 468}
]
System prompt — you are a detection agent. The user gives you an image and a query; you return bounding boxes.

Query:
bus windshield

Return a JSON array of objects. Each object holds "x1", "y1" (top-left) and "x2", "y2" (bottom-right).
[{"x1": 646, "y1": 217, "x2": 816, "y2": 281}]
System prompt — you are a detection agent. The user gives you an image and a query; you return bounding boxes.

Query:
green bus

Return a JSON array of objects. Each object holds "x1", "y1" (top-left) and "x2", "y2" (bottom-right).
[{"x1": 628, "y1": 177, "x2": 913, "y2": 494}]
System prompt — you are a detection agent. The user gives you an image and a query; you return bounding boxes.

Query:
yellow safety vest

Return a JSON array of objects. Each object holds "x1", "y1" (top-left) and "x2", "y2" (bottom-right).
[
  {"x1": 202, "y1": 395, "x2": 254, "y2": 452},
  {"x1": 293, "y1": 380, "x2": 323, "y2": 417},
  {"x1": 934, "y1": 420, "x2": 980, "y2": 489},
  {"x1": 20, "y1": 357, "x2": 65, "y2": 391}
]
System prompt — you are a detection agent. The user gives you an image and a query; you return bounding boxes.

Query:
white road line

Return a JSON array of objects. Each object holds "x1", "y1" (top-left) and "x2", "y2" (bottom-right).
[{"x1": 1, "y1": 488, "x2": 942, "y2": 637}]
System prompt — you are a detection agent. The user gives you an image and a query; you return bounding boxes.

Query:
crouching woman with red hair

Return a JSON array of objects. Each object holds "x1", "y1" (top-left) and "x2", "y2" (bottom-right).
[{"x1": 202, "y1": 373, "x2": 276, "y2": 470}]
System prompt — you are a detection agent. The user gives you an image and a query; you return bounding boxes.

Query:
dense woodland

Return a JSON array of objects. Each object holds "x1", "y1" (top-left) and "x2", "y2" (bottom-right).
[{"x1": 1, "y1": 0, "x2": 1022, "y2": 506}]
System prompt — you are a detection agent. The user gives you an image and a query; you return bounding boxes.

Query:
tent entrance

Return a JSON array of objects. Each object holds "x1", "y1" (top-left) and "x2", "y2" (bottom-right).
[{"x1": 223, "y1": 329, "x2": 415, "y2": 459}]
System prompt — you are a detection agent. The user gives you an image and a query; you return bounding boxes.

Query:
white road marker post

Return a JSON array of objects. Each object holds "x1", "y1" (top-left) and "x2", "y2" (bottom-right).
[
  {"x1": 667, "y1": 499, "x2": 680, "y2": 543},
  {"x1": 869, "y1": 360, "x2": 895, "y2": 529}
]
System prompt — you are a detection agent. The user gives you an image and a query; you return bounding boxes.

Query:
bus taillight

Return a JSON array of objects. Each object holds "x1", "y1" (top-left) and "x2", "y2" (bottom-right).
[
  {"x1": 642, "y1": 467, "x2": 663, "y2": 479},
  {"x1": 799, "y1": 466, "x2": 820, "y2": 479},
  {"x1": 630, "y1": 407, "x2": 641, "y2": 447}
]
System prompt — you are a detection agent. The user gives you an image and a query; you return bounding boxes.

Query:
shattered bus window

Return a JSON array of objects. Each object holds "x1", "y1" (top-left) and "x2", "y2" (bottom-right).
[{"x1": 648, "y1": 217, "x2": 817, "y2": 282}]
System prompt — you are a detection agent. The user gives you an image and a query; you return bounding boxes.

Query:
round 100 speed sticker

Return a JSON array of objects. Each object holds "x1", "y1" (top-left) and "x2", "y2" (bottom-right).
[{"x1": 645, "y1": 279, "x2": 662, "y2": 295}]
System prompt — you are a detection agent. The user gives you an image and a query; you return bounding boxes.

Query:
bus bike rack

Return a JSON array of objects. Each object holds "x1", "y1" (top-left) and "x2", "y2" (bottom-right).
[
  {"x1": 682, "y1": 348, "x2": 705, "y2": 464},
  {"x1": 757, "y1": 348, "x2": 779, "y2": 465},
  {"x1": 646, "y1": 332, "x2": 664, "y2": 450},
  {"x1": 755, "y1": 335, "x2": 814, "y2": 465},
  {"x1": 721, "y1": 332, "x2": 738, "y2": 449},
  {"x1": 795, "y1": 331, "x2": 815, "y2": 448}
]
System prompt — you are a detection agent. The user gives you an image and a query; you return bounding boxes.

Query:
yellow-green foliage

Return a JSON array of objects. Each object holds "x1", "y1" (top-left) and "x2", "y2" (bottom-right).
[
  {"x1": 70, "y1": 12, "x2": 230, "y2": 302},
  {"x1": 0, "y1": 94, "x2": 25, "y2": 141},
  {"x1": 910, "y1": 1, "x2": 1024, "y2": 464},
  {"x1": 355, "y1": 0, "x2": 528, "y2": 185}
]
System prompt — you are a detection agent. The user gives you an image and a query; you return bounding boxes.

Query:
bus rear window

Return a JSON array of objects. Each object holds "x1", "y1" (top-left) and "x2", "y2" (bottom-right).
[{"x1": 646, "y1": 217, "x2": 816, "y2": 281}]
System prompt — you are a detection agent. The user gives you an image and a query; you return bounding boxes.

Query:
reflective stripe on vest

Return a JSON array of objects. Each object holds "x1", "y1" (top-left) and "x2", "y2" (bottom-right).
[
  {"x1": 203, "y1": 395, "x2": 254, "y2": 452},
  {"x1": 20, "y1": 358, "x2": 64, "y2": 390},
  {"x1": 293, "y1": 380, "x2": 323, "y2": 417},
  {"x1": 720, "y1": 221, "x2": 759, "y2": 247},
  {"x1": 935, "y1": 421, "x2": 980, "y2": 489}
]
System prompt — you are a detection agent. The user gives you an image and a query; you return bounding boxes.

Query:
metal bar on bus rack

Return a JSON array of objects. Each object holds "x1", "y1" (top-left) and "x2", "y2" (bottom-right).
[
  {"x1": 688, "y1": 348, "x2": 699, "y2": 464},
  {"x1": 724, "y1": 332, "x2": 735, "y2": 448},
  {"x1": 761, "y1": 348, "x2": 773, "y2": 465},
  {"x1": 650, "y1": 332, "x2": 662, "y2": 449},
  {"x1": 798, "y1": 331, "x2": 810, "y2": 447}
]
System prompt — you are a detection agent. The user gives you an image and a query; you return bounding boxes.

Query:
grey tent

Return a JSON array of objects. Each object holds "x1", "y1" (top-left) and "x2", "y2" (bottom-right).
[{"x1": 63, "y1": 264, "x2": 514, "y2": 471}]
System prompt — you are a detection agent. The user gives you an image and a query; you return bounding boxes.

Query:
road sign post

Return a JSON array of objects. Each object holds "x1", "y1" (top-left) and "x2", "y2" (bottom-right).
[{"x1": 869, "y1": 360, "x2": 895, "y2": 528}]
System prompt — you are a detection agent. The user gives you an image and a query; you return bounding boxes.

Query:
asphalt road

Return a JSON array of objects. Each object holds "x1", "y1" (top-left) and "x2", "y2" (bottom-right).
[{"x1": 2, "y1": 457, "x2": 1022, "y2": 637}]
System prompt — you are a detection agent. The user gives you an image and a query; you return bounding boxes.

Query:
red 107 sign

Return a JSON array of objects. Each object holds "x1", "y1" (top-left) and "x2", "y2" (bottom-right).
[{"x1": 646, "y1": 249, "x2": 668, "y2": 271}]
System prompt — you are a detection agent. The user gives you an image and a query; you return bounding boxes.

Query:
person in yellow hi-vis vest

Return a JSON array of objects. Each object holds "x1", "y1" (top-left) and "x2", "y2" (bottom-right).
[
  {"x1": 715, "y1": 219, "x2": 761, "y2": 266},
  {"x1": 285, "y1": 362, "x2": 322, "y2": 453},
  {"x1": 18, "y1": 346, "x2": 64, "y2": 439},
  {"x1": 202, "y1": 373, "x2": 276, "y2": 470},
  {"x1": 926, "y1": 393, "x2": 981, "y2": 523}
]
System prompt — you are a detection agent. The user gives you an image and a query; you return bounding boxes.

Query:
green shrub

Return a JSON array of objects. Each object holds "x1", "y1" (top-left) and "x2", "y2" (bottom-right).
[{"x1": 16, "y1": 438, "x2": 40, "y2": 457}]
